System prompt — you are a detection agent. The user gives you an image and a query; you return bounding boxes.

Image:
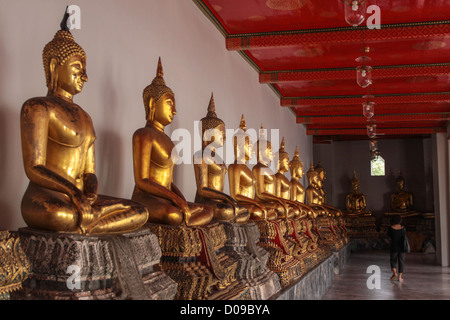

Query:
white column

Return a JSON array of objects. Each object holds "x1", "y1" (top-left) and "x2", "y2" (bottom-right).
[{"x1": 432, "y1": 132, "x2": 450, "y2": 266}]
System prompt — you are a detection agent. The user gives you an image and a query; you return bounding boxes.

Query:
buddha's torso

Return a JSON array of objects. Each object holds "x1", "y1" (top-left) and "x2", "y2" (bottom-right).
[
  {"x1": 207, "y1": 157, "x2": 226, "y2": 192},
  {"x1": 232, "y1": 164, "x2": 256, "y2": 199},
  {"x1": 142, "y1": 126, "x2": 175, "y2": 189},
  {"x1": 253, "y1": 164, "x2": 276, "y2": 199},
  {"x1": 346, "y1": 193, "x2": 366, "y2": 212},
  {"x1": 291, "y1": 179, "x2": 306, "y2": 203},
  {"x1": 392, "y1": 191, "x2": 412, "y2": 210},
  {"x1": 276, "y1": 173, "x2": 291, "y2": 200},
  {"x1": 307, "y1": 185, "x2": 321, "y2": 205},
  {"x1": 25, "y1": 96, "x2": 95, "y2": 190}
]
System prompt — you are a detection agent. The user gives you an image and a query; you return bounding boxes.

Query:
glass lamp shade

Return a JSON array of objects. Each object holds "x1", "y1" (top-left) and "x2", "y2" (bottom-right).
[
  {"x1": 342, "y1": 0, "x2": 367, "y2": 27},
  {"x1": 363, "y1": 101, "x2": 375, "y2": 119},
  {"x1": 367, "y1": 123, "x2": 376, "y2": 138},
  {"x1": 356, "y1": 65, "x2": 372, "y2": 88}
]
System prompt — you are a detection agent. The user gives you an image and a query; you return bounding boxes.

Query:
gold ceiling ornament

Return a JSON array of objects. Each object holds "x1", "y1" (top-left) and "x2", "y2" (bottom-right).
[{"x1": 266, "y1": 0, "x2": 306, "y2": 11}]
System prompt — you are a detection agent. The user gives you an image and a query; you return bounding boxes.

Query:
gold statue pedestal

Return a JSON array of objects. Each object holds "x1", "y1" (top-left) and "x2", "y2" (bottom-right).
[
  {"x1": 0, "y1": 231, "x2": 31, "y2": 300},
  {"x1": 315, "y1": 216, "x2": 344, "y2": 252},
  {"x1": 220, "y1": 221, "x2": 281, "y2": 299},
  {"x1": 253, "y1": 219, "x2": 304, "y2": 288},
  {"x1": 147, "y1": 222, "x2": 251, "y2": 300},
  {"x1": 344, "y1": 212, "x2": 378, "y2": 239},
  {"x1": 286, "y1": 218, "x2": 321, "y2": 272},
  {"x1": 12, "y1": 228, "x2": 177, "y2": 300}
]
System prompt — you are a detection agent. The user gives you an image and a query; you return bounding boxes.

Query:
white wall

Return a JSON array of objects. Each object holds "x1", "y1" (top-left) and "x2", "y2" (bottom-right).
[{"x1": 0, "y1": 0, "x2": 312, "y2": 230}]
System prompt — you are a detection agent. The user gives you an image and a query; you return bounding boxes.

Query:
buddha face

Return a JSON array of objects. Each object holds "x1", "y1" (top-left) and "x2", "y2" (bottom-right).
[
  {"x1": 279, "y1": 156, "x2": 289, "y2": 172},
  {"x1": 293, "y1": 164, "x2": 303, "y2": 179},
  {"x1": 52, "y1": 54, "x2": 88, "y2": 97},
  {"x1": 351, "y1": 181, "x2": 360, "y2": 193},
  {"x1": 207, "y1": 124, "x2": 225, "y2": 148},
  {"x1": 152, "y1": 93, "x2": 176, "y2": 126},
  {"x1": 397, "y1": 179, "x2": 404, "y2": 191}
]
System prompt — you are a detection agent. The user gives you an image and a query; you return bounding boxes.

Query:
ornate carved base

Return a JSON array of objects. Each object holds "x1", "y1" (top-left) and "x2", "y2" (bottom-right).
[
  {"x1": 315, "y1": 217, "x2": 344, "y2": 252},
  {"x1": 12, "y1": 228, "x2": 177, "y2": 300},
  {"x1": 253, "y1": 220, "x2": 304, "y2": 288},
  {"x1": 0, "y1": 231, "x2": 31, "y2": 299},
  {"x1": 147, "y1": 222, "x2": 250, "y2": 300},
  {"x1": 220, "y1": 221, "x2": 281, "y2": 300},
  {"x1": 344, "y1": 215, "x2": 378, "y2": 239}
]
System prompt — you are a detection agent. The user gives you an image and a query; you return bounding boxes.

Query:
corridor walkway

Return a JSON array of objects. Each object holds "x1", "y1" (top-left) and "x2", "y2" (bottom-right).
[{"x1": 322, "y1": 250, "x2": 450, "y2": 300}]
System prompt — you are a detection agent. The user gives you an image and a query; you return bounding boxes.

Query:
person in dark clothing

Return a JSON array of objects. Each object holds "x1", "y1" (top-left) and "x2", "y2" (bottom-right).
[{"x1": 387, "y1": 215, "x2": 406, "y2": 282}]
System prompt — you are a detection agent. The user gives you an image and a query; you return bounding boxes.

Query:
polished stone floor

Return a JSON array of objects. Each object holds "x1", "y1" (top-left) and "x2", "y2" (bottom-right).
[{"x1": 322, "y1": 250, "x2": 450, "y2": 300}]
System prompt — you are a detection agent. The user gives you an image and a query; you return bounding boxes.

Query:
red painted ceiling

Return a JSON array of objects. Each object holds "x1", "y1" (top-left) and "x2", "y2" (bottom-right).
[{"x1": 194, "y1": 0, "x2": 450, "y2": 142}]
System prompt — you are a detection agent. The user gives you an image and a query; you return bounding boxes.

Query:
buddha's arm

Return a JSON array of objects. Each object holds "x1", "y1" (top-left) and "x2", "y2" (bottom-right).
[
  {"x1": 195, "y1": 162, "x2": 235, "y2": 204},
  {"x1": 20, "y1": 102, "x2": 93, "y2": 221},
  {"x1": 83, "y1": 142, "x2": 98, "y2": 204},
  {"x1": 228, "y1": 166, "x2": 263, "y2": 208},
  {"x1": 253, "y1": 168, "x2": 287, "y2": 211}
]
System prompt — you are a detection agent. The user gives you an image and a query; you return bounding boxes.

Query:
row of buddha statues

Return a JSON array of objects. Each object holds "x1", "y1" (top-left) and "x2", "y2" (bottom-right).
[
  {"x1": 345, "y1": 170, "x2": 416, "y2": 216},
  {"x1": 7, "y1": 12, "x2": 349, "y2": 300}
]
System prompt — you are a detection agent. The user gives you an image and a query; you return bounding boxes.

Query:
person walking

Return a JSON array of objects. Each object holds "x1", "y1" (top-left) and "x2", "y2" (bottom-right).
[{"x1": 387, "y1": 215, "x2": 406, "y2": 282}]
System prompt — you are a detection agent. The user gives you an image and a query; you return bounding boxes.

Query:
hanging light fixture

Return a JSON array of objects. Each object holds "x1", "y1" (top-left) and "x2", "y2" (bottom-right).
[
  {"x1": 341, "y1": 0, "x2": 367, "y2": 27},
  {"x1": 367, "y1": 122, "x2": 376, "y2": 138},
  {"x1": 362, "y1": 94, "x2": 375, "y2": 119}
]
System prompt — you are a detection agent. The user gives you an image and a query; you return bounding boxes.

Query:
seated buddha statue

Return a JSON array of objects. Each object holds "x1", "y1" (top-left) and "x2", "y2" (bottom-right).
[
  {"x1": 314, "y1": 161, "x2": 343, "y2": 218},
  {"x1": 131, "y1": 58, "x2": 213, "y2": 227},
  {"x1": 252, "y1": 126, "x2": 295, "y2": 220},
  {"x1": 193, "y1": 94, "x2": 249, "y2": 223},
  {"x1": 274, "y1": 137, "x2": 304, "y2": 217},
  {"x1": 305, "y1": 163, "x2": 328, "y2": 216},
  {"x1": 20, "y1": 17, "x2": 148, "y2": 235},
  {"x1": 345, "y1": 171, "x2": 371, "y2": 216},
  {"x1": 390, "y1": 172, "x2": 415, "y2": 215},
  {"x1": 228, "y1": 115, "x2": 276, "y2": 221}
]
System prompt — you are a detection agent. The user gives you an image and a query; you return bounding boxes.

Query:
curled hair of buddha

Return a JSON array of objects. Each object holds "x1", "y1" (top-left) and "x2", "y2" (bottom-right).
[
  {"x1": 200, "y1": 93, "x2": 225, "y2": 139},
  {"x1": 233, "y1": 114, "x2": 251, "y2": 159},
  {"x1": 314, "y1": 161, "x2": 325, "y2": 176},
  {"x1": 143, "y1": 57, "x2": 174, "y2": 119},
  {"x1": 306, "y1": 161, "x2": 318, "y2": 181},
  {"x1": 42, "y1": 9, "x2": 86, "y2": 88},
  {"x1": 278, "y1": 137, "x2": 289, "y2": 162},
  {"x1": 256, "y1": 124, "x2": 272, "y2": 161},
  {"x1": 290, "y1": 146, "x2": 303, "y2": 172}
]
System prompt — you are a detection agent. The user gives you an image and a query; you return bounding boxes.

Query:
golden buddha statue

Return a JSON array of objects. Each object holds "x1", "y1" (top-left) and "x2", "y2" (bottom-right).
[
  {"x1": 20, "y1": 16, "x2": 148, "y2": 235},
  {"x1": 390, "y1": 172, "x2": 414, "y2": 214},
  {"x1": 193, "y1": 94, "x2": 249, "y2": 223},
  {"x1": 274, "y1": 138, "x2": 304, "y2": 217},
  {"x1": 345, "y1": 171, "x2": 371, "y2": 216},
  {"x1": 228, "y1": 115, "x2": 275, "y2": 221},
  {"x1": 314, "y1": 162, "x2": 344, "y2": 218},
  {"x1": 131, "y1": 58, "x2": 213, "y2": 227},
  {"x1": 252, "y1": 126, "x2": 294, "y2": 220},
  {"x1": 305, "y1": 163, "x2": 327, "y2": 215}
]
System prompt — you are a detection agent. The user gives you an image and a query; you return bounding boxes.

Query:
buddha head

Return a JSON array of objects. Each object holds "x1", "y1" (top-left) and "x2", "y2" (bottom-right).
[
  {"x1": 43, "y1": 11, "x2": 87, "y2": 98},
  {"x1": 143, "y1": 58, "x2": 176, "y2": 126},
  {"x1": 200, "y1": 93, "x2": 225, "y2": 149},
  {"x1": 278, "y1": 137, "x2": 290, "y2": 173},
  {"x1": 233, "y1": 114, "x2": 252, "y2": 164},
  {"x1": 314, "y1": 161, "x2": 326, "y2": 188},
  {"x1": 351, "y1": 170, "x2": 360, "y2": 193},
  {"x1": 256, "y1": 125, "x2": 273, "y2": 165},
  {"x1": 289, "y1": 146, "x2": 303, "y2": 179},
  {"x1": 306, "y1": 162, "x2": 319, "y2": 186},
  {"x1": 396, "y1": 171, "x2": 405, "y2": 191}
]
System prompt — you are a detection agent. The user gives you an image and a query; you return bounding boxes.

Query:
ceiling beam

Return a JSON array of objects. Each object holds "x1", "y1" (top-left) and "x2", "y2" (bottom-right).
[
  {"x1": 260, "y1": 64, "x2": 450, "y2": 84},
  {"x1": 282, "y1": 93, "x2": 450, "y2": 107},
  {"x1": 226, "y1": 21, "x2": 450, "y2": 51},
  {"x1": 294, "y1": 103, "x2": 450, "y2": 116},
  {"x1": 297, "y1": 113, "x2": 450, "y2": 124},
  {"x1": 307, "y1": 127, "x2": 446, "y2": 136}
]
